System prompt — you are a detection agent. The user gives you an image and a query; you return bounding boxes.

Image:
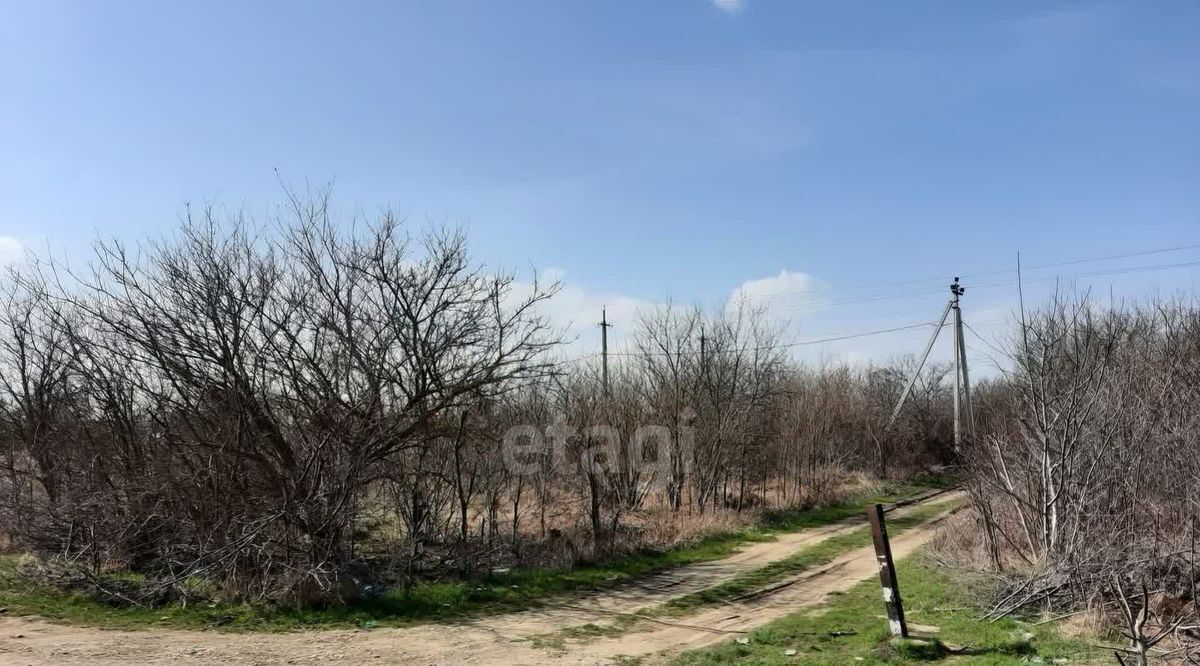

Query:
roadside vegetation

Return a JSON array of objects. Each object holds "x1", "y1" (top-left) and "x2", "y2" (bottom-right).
[
  {"x1": 0, "y1": 190, "x2": 963, "y2": 618},
  {"x1": 0, "y1": 478, "x2": 947, "y2": 631},
  {"x1": 953, "y1": 294, "x2": 1200, "y2": 661}
]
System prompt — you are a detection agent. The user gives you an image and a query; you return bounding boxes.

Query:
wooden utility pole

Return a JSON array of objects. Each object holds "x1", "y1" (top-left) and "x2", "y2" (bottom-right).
[
  {"x1": 867, "y1": 503, "x2": 909, "y2": 638},
  {"x1": 599, "y1": 307, "x2": 612, "y2": 396}
]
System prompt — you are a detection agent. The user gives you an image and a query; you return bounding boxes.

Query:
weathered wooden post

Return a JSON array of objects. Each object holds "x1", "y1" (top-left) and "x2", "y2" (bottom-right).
[{"x1": 867, "y1": 503, "x2": 908, "y2": 638}]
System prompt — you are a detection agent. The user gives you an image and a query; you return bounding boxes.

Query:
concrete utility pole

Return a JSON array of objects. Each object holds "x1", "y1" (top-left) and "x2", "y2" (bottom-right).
[
  {"x1": 887, "y1": 277, "x2": 975, "y2": 456},
  {"x1": 599, "y1": 307, "x2": 612, "y2": 396},
  {"x1": 952, "y1": 278, "x2": 975, "y2": 442},
  {"x1": 951, "y1": 278, "x2": 963, "y2": 453}
]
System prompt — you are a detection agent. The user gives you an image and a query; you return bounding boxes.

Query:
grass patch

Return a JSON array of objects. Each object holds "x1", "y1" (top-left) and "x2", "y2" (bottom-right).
[
  {"x1": 759, "y1": 476, "x2": 954, "y2": 533},
  {"x1": 669, "y1": 550, "x2": 1104, "y2": 665},
  {"x1": 524, "y1": 614, "x2": 645, "y2": 648},
  {"x1": 558, "y1": 618, "x2": 640, "y2": 640},
  {"x1": 0, "y1": 477, "x2": 949, "y2": 632}
]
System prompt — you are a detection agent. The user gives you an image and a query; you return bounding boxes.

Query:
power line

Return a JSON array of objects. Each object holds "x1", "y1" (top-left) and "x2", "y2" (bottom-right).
[
  {"x1": 963, "y1": 320, "x2": 1007, "y2": 358},
  {"x1": 558, "y1": 319, "x2": 949, "y2": 363},
  {"x1": 553, "y1": 253, "x2": 1200, "y2": 365},
  {"x1": 967, "y1": 258, "x2": 1200, "y2": 290},
  {"x1": 762, "y1": 256, "x2": 1200, "y2": 312},
  {"x1": 1007, "y1": 242, "x2": 1200, "y2": 274},
  {"x1": 738, "y1": 240, "x2": 1200, "y2": 303},
  {"x1": 955, "y1": 340, "x2": 1012, "y2": 376}
]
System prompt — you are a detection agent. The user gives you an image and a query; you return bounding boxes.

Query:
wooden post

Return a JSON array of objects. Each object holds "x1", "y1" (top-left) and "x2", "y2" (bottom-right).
[
  {"x1": 867, "y1": 503, "x2": 908, "y2": 638},
  {"x1": 599, "y1": 307, "x2": 611, "y2": 397}
]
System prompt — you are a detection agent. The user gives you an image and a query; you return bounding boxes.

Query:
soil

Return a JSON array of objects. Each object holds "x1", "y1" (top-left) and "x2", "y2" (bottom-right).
[{"x1": 0, "y1": 491, "x2": 961, "y2": 666}]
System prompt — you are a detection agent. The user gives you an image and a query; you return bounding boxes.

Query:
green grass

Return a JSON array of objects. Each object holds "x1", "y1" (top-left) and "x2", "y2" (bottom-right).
[
  {"x1": 758, "y1": 474, "x2": 955, "y2": 533},
  {"x1": 669, "y1": 551, "x2": 1105, "y2": 666},
  {"x1": 526, "y1": 616, "x2": 642, "y2": 648},
  {"x1": 0, "y1": 477, "x2": 950, "y2": 632}
]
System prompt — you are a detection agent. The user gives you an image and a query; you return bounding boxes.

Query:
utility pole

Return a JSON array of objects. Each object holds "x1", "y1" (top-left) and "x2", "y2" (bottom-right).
[
  {"x1": 599, "y1": 307, "x2": 612, "y2": 397},
  {"x1": 951, "y1": 278, "x2": 963, "y2": 454},
  {"x1": 887, "y1": 277, "x2": 975, "y2": 458},
  {"x1": 948, "y1": 276, "x2": 976, "y2": 452},
  {"x1": 953, "y1": 278, "x2": 975, "y2": 441}
]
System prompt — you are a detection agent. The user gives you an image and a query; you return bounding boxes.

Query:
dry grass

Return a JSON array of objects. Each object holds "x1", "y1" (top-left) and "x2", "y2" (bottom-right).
[
  {"x1": 1056, "y1": 607, "x2": 1108, "y2": 639},
  {"x1": 629, "y1": 507, "x2": 752, "y2": 552},
  {"x1": 347, "y1": 472, "x2": 909, "y2": 574},
  {"x1": 926, "y1": 510, "x2": 992, "y2": 567}
]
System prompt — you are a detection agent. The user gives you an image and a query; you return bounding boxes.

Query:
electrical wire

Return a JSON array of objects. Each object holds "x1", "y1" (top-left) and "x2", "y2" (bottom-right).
[
  {"x1": 738, "y1": 240, "x2": 1200, "y2": 303},
  {"x1": 558, "y1": 319, "x2": 950, "y2": 362},
  {"x1": 962, "y1": 320, "x2": 1008, "y2": 358},
  {"x1": 761, "y1": 256, "x2": 1200, "y2": 312},
  {"x1": 551, "y1": 248, "x2": 1200, "y2": 364}
]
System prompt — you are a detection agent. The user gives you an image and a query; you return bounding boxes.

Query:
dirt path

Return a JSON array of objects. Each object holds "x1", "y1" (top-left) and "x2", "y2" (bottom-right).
[{"x1": 0, "y1": 492, "x2": 960, "y2": 666}]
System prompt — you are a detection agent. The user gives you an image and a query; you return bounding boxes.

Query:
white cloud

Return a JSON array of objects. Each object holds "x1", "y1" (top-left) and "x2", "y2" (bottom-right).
[
  {"x1": 711, "y1": 0, "x2": 746, "y2": 15},
  {"x1": 506, "y1": 268, "x2": 660, "y2": 359},
  {"x1": 730, "y1": 269, "x2": 817, "y2": 301},
  {"x1": 728, "y1": 269, "x2": 824, "y2": 318},
  {"x1": 0, "y1": 236, "x2": 23, "y2": 264}
]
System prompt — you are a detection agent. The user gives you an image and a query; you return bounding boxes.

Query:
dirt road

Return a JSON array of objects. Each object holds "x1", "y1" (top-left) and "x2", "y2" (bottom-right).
[{"x1": 0, "y1": 492, "x2": 960, "y2": 666}]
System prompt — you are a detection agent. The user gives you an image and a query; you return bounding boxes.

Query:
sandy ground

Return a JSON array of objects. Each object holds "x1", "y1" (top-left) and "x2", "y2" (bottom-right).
[{"x1": 0, "y1": 491, "x2": 961, "y2": 666}]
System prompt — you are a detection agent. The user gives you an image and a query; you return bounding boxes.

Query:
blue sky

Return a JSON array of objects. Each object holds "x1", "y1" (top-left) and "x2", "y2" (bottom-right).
[{"x1": 2, "y1": 1, "x2": 1198, "y2": 368}]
